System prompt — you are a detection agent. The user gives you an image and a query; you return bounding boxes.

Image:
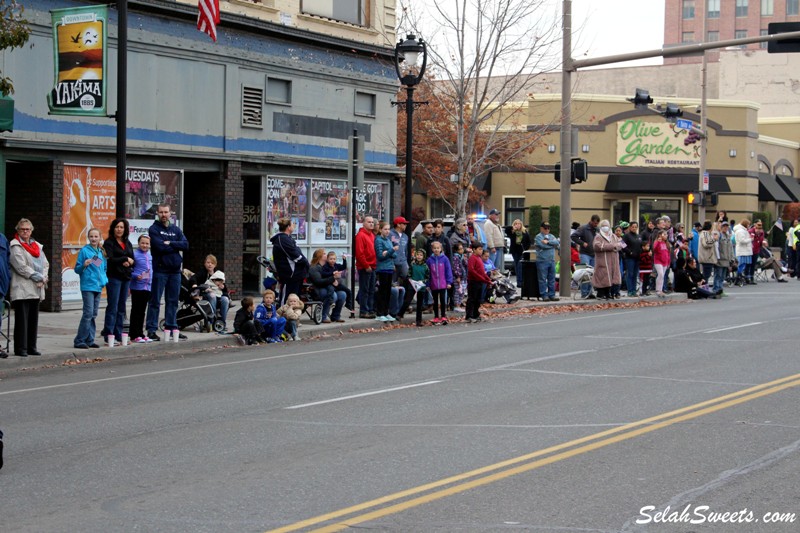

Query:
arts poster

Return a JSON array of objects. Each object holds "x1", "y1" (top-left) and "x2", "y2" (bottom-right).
[
  {"x1": 62, "y1": 165, "x2": 117, "y2": 248},
  {"x1": 48, "y1": 5, "x2": 108, "y2": 116},
  {"x1": 265, "y1": 176, "x2": 308, "y2": 242},
  {"x1": 310, "y1": 179, "x2": 349, "y2": 245}
]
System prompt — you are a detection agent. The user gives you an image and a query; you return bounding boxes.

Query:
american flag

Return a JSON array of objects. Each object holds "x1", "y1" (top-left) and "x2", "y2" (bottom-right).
[{"x1": 197, "y1": 0, "x2": 220, "y2": 42}]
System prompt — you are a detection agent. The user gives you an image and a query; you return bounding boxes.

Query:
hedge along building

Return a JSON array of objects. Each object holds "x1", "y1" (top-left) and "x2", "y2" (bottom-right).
[
  {"x1": 0, "y1": 0, "x2": 402, "y2": 310},
  {"x1": 487, "y1": 93, "x2": 799, "y2": 234}
]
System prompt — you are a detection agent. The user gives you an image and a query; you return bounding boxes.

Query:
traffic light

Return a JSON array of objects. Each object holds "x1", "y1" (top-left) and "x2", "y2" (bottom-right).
[
  {"x1": 571, "y1": 158, "x2": 588, "y2": 184},
  {"x1": 704, "y1": 192, "x2": 719, "y2": 207},
  {"x1": 687, "y1": 191, "x2": 703, "y2": 205},
  {"x1": 663, "y1": 103, "x2": 683, "y2": 119},
  {"x1": 628, "y1": 88, "x2": 653, "y2": 109}
]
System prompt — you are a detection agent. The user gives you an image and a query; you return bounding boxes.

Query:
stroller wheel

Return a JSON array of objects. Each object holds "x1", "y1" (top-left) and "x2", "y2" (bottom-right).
[
  {"x1": 312, "y1": 304, "x2": 322, "y2": 325},
  {"x1": 213, "y1": 321, "x2": 226, "y2": 333}
]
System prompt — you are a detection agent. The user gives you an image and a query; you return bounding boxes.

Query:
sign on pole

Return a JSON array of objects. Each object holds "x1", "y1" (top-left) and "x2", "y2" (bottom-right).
[
  {"x1": 702, "y1": 171, "x2": 709, "y2": 191},
  {"x1": 676, "y1": 118, "x2": 693, "y2": 130}
]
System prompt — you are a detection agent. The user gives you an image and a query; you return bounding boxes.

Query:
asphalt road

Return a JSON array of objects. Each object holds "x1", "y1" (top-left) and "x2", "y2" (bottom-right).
[{"x1": 1, "y1": 284, "x2": 799, "y2": 532}]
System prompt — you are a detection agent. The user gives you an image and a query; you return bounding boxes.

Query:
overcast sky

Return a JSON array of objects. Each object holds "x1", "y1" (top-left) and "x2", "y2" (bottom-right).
[{"x1": 570, "y1": 0, "x2": 666, "y2": 67}]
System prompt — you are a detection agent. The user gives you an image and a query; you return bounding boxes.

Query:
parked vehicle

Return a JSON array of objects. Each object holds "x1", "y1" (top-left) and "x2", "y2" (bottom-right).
[{"x1": 411, "y1": 214, "x2": 513, "y2": 265}]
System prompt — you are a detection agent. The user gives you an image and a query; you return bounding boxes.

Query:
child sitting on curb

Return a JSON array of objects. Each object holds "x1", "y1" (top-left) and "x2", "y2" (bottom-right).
[
  {"x1": 233, "y1": 296, "x2": 260, "y2": 346},
  {"x1": 277, "y1": 293, "x2": 304, "y2": 341},
  {"x1": 255, "y1": 289, "x2": 287, "y2": 343}
]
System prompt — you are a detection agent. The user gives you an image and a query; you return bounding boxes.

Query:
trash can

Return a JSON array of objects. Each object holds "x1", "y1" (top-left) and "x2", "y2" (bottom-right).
[{"x1": 521, "y1": 260, "x2": 540, "y2": 299}]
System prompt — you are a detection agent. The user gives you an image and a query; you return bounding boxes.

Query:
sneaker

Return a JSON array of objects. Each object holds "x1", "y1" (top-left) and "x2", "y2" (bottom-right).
[
  {"x1": 292, "y1": 335, "x2": 300, "y2": 341},
  {"x1": 235, "y1": 334, "x2": 246, "y2": 346},
  {"x1": 148, "y1": 332, "x2": 161, "y2": 342},
  {"x1": 431, "y1": 318, "x2": 442, "y2": 326},
  {"x1": 178, "y1": 333, "x2": 188, "y2": 340},
  {"x1": 134, "y1": 337, "x2": 148, "y2": 344},
  {"x1": 440, "y1": 318, "x2": 449, "y2": 325},
  {"x1": 272, "y1": 337, "x2": 283, "y2": 343},
  {"x1": 374, "y1": 316, "x2": 385, "y2": 321},
  {"x1": 453, "y1": 307, "x2": 466, "y2": 313},
  {"x1": 89, "y1": 343, "x2": 100, "y2": 349},
  {"x1": 74, "y1": 343, "x2": 89, "y2": 350},
  {"x1": 384, "y1": 315, "x2": 396, "y2": 322}
]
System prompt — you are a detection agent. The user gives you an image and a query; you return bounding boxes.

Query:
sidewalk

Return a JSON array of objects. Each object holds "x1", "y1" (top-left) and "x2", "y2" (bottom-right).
[{"x1": 0, "y1": 292, "x2": 685, "y2": 371}]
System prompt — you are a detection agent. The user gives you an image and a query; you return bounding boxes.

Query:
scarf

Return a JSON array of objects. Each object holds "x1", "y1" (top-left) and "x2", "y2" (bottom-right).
[{"x1": 16, "y1": 234, "x2": 40, "y2": 258}]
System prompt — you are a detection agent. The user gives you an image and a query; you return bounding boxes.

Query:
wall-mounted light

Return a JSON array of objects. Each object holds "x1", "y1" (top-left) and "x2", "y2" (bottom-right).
[
  {"x1": 547, "y1": 144, "x2": 556, "y2": 153},
  {"x1": 581, "y1": 144, "x2": 590, "y2": 153},
  {"x1": 750, "y1": 151, "x2": 755, "y2": 158},
  {"x1": 728, "y1": 149, "x2": 737, "y2": 158}
]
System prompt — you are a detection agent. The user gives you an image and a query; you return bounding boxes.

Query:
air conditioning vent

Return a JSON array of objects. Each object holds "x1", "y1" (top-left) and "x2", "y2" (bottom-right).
[{"x1": 242, "y1": 86, "x2": 263, "y2": 128}]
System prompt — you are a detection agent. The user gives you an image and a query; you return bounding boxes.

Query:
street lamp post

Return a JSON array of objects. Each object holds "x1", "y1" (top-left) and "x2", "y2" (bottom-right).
[{"x1": 393, "y1": 34, "x2": 428, "y2": 239}]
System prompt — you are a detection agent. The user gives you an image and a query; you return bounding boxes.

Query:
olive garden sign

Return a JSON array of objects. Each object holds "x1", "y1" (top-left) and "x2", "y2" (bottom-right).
[{"x1": 616, "y1": 119, "x2": 700, "y2": 168}]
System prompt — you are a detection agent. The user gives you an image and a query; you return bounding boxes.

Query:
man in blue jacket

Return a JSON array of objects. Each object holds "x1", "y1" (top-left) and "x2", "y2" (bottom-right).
[
  {"x1": 0, "y1": 233, "x2": 9, "y2": 358},
  {"x1": 146, "y1": 204, "x2": 189, "y2": 341}
]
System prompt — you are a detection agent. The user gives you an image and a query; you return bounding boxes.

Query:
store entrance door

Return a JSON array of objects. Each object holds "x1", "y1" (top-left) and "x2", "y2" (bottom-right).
[{"x1": 638, "y1": 198, "x2": 681, "y2": 227}]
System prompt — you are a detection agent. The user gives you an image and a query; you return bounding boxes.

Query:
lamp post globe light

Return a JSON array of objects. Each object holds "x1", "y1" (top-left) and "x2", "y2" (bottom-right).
[{"x1": 393, "y1": 34, "x2": 428, "y2": 237}]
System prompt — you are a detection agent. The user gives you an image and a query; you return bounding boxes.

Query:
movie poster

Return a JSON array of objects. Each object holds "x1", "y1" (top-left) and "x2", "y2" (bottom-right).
[
  {"x1": 310, "y1": 179, "x2": 349, "y2": 245},
  {"x1": 354, "y1": 182, "x2": 389, "y2": 224},
  {"x1": 48, "y1": 5, "x2": 108, "y2": 116},
  {"x1": 125, "y1": 167, "x2": 183, "y2": 244},
  {"x1": 265, "y1": 176, "x2": 308, "y2": 242}
]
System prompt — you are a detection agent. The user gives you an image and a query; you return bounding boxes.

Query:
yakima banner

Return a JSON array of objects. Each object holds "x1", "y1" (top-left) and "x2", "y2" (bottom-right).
[{"x1": 48, "y1": 5, "x2": 108, "y2": 116}]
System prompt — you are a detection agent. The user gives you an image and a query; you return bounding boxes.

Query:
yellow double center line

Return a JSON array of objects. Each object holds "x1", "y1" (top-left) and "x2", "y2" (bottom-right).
[{"x1": 268, "y1": 373, "x2": 800, "y2": 533}]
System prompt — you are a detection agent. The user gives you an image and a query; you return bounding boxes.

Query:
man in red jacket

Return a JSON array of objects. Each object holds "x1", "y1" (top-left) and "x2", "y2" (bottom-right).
[{"x1": 355, "y1": 216, "x2": 377, "y2": 318}]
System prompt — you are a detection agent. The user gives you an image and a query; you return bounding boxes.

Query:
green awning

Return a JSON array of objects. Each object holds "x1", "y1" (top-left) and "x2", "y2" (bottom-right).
[{"x1": 0, "y1": 95, "x2": 13, "y2": 132}]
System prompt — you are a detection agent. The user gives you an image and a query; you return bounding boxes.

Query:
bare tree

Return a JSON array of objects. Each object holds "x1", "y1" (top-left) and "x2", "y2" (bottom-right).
[
  {"x1": 400, "y1": 0, "x2": 562, "y2": 217},
  {"x1": 0, "y1": 0, "x2": 30, "y2": 96}
]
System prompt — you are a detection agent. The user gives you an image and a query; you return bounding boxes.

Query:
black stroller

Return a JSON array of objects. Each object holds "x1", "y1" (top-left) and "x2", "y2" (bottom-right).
[
  {"x1": 487, "y1": 272, "x2": 520, "y2": 304},
  {"x1": 158, "y1": 283, "x2": 218, "y2": 332}
]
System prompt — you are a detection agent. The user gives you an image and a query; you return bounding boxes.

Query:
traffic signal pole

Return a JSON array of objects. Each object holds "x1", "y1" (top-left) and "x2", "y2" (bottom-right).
[{"x1": 557, "y1": 1, "x2": 800, "y2": 297}]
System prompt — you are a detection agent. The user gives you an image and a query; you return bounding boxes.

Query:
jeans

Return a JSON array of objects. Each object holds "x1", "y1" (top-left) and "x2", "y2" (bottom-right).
[
  {"x1": 513, "y1": 258, "x2": 523, "y2": 287},
  {"x1": 102, "y1": 277, "x2": 130, "y2": 340},
  {"x1": 146, "y1": 271, "x2": 181, "y2": 333},
  {"x1": 579, "y1": 253, "x2": 595, "y2": 267},
  {"x1": 701, "y1": 263, "x2": 714, "y2": 282},
  {"x1": 713, "y1": 265, "x2": 727, "y2": 293},
  {"x1": 389, "y1": 285, "x2": 405, "y2": 316},
  {"x1": 75, "y1": 290, "x2": 101, "y2": 346},
  {"x1": 490, "y1": 248, "x2": 504, "y2": 272},
  {"x1": 318, "y1": 286, "x2": 346, "y2": 321},
  {"x1": 285, "y1": 319, "x2": 298, "y2": 339},
  {"x1": 624, "y1": 258, "x2": 640, "y2": 295},
  {"x1": 536, "y1": 260, "x2": 556, "y2": 299},
  {"x1": 204, "y1": 293, "x2": 230, "y2": 326},
  {"x1": 357, "y1": 269, "x2": 376, "y2": 314}
]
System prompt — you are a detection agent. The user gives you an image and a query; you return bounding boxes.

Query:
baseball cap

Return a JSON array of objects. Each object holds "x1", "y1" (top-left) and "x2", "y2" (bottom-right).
[
  {"x1": 489, "y1": 208, "x2": 500, "y2": 215},
  {"x1": 393, "y1": 216, "x2": 409, "y2": 225},
  {"x1": 541, "y1": 221, "x2": 550, "y2": 228}
]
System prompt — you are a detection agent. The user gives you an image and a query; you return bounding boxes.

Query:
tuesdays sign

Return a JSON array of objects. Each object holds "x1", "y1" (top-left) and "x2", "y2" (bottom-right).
[
  {"x1": 616, "y1": 119, "x2": 699, "y2": 168},
  {"x1": 48, "y1": 5, "x2": 108, "y2": 116}
]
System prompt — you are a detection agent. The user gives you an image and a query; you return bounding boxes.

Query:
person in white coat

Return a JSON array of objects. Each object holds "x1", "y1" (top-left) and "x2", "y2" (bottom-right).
[
  {"x1": 733, "y1": 219, "x2": 753, "y2": 285},
  {"x1": 9, "y1": 218, "x2": 49, "y2": 357}
]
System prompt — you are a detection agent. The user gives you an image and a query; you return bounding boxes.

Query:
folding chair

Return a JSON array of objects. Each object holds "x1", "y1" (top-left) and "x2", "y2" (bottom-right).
[{"x1": 754, "y1": 259, "x2": 771, "y2": 282}]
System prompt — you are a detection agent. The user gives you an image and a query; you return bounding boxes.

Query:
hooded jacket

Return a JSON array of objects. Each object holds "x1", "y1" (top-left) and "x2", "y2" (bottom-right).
[
  {"x1": 355, "y1": 227, "x2": 377, "y2": 270},
  {"x1": 426, "y1": 253, "x2": 453, "y2": 290},
  {"x1": 270, "y1": 231, "x2": 308, "y2": 282},
  {"x1": 148, "y1": 219, "x2": 189, "y2": 274},
  {"x1": 74, "y1": 244, "x2": 108, "y2": 292}
]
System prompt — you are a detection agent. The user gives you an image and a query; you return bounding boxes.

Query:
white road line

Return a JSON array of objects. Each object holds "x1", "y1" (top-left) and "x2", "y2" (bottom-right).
[
  {"x1": 285, "y1": 380, "x2": 443, "y2": 410},
  {"x1": 705, "y1": 322, "x2": 762, "y2": 333},
  {"x1": 0, "y1": 309, "x2": 639, "y2": 396}
]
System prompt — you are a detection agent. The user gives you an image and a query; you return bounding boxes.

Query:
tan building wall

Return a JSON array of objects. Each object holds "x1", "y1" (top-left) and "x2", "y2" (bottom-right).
[
  {"x1": 488, "y1": 94, "x2": 800, "y2": 230},
  {"x1": 178, "y1": 0, "x2": 397, "y2": 46}
]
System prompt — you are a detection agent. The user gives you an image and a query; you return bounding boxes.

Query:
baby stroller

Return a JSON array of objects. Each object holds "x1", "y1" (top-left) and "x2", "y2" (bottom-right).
[
  {"x1": 159, "y1": 284, "x2": 217, "y2": 332},
  {"x1": 487, "y1": 271, "x2": 520, "y2": 304},
  {"x1": 257, "y1": 256, "x2": 324, "y2": 324}
]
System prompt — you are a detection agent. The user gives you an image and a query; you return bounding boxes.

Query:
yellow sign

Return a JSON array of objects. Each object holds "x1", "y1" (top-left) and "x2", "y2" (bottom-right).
[{"x1": 616, "y1": 119, "x2": 700, "y2": 168}]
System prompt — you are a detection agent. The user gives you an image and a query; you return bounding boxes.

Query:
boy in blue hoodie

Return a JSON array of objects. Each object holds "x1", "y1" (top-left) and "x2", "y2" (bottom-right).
[
  {"x1": 73, "y1": 228, "x2": 108, "y2": 349},
  {"x1": 255, "y1": 289, "x2": 287, "y2": 343}
]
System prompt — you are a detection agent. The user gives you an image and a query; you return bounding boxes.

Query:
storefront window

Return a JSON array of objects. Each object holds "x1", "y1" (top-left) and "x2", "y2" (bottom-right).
[{"x1": 638, "y1": 198, "x2": 682, "y2": 228}]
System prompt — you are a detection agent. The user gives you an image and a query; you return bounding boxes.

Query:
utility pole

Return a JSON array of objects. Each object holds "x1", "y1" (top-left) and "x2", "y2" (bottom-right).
[{"x1": 558, "y1": 0, "x2": 573, "y2": 297}]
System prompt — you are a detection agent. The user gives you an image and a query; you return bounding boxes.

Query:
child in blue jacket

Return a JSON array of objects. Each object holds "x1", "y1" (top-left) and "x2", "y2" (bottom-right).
[
  {"x1": 255, "y1": 289, "x2": 287, "y2": 342},
  {"x1": 426, "y1": 241, "x2": 453, "y2": 325},
  {"x1": 73, "y1": 228, "x2": 108, "y2": 349}
]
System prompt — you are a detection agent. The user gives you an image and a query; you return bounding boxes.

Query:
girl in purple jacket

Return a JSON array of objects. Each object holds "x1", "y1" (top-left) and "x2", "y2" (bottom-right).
[{"x1": 426, "y1": 241, "x2": 453, "y2": 325}]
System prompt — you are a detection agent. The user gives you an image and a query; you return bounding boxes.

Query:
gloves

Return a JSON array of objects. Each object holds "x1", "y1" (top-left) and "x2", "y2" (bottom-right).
[{"x1": 30, "y1": 272, "x2": 44, "y2": 282}]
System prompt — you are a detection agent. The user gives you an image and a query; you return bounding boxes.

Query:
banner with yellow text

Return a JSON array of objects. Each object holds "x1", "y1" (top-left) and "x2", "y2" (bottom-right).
[{"x1": 48, "y1": 5, "x2": 108, "y2": 116}]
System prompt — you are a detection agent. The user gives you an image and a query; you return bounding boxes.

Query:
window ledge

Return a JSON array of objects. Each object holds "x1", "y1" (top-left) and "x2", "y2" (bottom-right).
[{"x1": 296, "y1": 12, "x2": 377, "y2": 36}]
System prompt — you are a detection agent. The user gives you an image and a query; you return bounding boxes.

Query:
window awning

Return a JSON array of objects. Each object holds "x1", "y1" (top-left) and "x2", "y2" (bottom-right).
[
  {"x1": 757, "y1": 173, "x2": 792, "y2": 202},
  {"x1": 0, "y1": 95, "x2": 13, "y2": 132},
  {"x1": 776, "y1": 174, "x2": 800, "y2": 202},
  {"x1": 605, "y1": 174, "x2": 731, "y2": 194}
]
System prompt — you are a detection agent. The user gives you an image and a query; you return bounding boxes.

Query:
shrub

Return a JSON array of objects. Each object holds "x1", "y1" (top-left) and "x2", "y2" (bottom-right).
[
  {"x1": 528, "y1": 205, "x2": 542, "y2": 233},
  {"x1": 548, "y1": 205, "x2": 560, "y2": 238}
]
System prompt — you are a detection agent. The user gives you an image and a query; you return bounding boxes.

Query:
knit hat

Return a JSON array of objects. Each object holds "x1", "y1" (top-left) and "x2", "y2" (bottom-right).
[
  {"x1": 209, "y1": 271, "x2": 226, "y2": 282},
  {"x1": 414, "y1": 249, "x2": 427, "y2": 260}
]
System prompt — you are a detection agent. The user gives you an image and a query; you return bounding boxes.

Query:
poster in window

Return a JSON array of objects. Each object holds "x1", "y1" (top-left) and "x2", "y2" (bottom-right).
[
  {"x1": 354, "y1": 182, "x2": 389, "y2": 224},
  {"x1": 310, "y1": 179, "x2": 349, "y2": 245},
  {"x1": 125, "y1": 167, "x2": 183, "y2": 245},
  {"x1": 266, "y1": 176, "x2": 308, "y2": 241}
]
